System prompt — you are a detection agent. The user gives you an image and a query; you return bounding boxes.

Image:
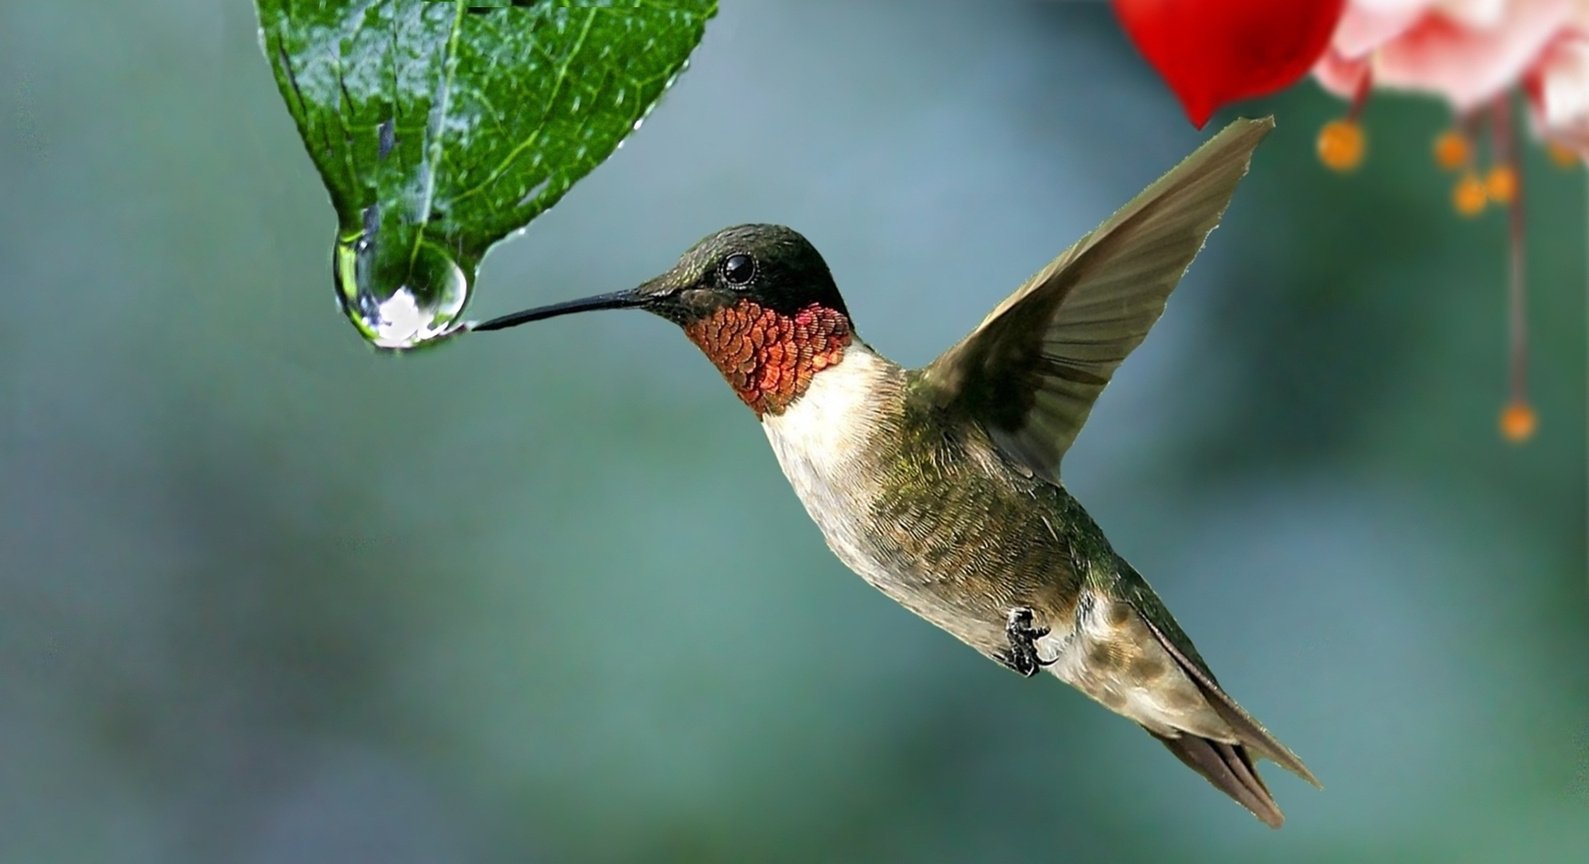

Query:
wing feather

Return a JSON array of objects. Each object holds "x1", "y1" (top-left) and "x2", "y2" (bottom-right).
[{"x1": 916, "y1": 117, "x2": 1274, "y2": 479}]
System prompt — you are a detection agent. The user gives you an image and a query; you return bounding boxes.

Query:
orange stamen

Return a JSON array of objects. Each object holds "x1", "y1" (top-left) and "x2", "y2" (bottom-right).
[
  {"x1": 1433, "y1": 129, "x2": 1471, "y2": 170},
  {"x1": 1484, "y1": 165, "x2": 1518, "y2": 204},
  {"x1": 1499, "y1": 401, "x2": 1537, "y2": 442},
  {"x1": 1318, "y1": 119, "x2": 1366, "y2": 172},
  {"x1": 1545, "y1": 140, "x2": 1580, "y2": 168},
  {"x1": 1453, "y1": 171, "x2": 1487, "y2": 215}
]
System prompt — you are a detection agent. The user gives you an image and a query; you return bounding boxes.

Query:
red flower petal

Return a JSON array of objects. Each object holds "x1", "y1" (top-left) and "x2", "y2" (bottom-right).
[{"x1": 1113, "y1": 0, "x2": 1347, "y2": 127}]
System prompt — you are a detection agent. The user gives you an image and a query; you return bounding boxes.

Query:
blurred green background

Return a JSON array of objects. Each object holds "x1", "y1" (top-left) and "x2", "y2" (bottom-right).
[{"x1": 2, "y1": 1, "x2": 1586, "y2": 862}]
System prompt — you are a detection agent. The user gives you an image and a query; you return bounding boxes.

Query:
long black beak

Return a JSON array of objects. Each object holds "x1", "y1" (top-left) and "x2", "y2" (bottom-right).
[{"x1": 470, "y1": 289, "x2": 647, "y2": 332}]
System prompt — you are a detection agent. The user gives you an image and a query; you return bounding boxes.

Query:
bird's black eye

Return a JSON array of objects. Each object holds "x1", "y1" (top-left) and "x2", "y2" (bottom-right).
[{"x1": 720, "y1": 253, "x2": 756, "y2": 287}]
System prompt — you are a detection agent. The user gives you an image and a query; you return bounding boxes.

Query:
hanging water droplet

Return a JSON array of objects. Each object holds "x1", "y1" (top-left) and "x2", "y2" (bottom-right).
[{"x1": 334, "y1": 217, "x2": 473, "y2": 351}]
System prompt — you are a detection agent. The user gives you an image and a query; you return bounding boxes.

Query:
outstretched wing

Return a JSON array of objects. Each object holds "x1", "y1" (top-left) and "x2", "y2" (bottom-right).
[{"x1": 916, "y1": 117, "x2": 1273, "y2": 480}]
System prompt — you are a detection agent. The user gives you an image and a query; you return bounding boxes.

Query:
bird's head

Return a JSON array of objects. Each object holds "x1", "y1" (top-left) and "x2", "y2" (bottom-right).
[{"x1": 474, "y1": 224, "x2": 855, "y2": 416}]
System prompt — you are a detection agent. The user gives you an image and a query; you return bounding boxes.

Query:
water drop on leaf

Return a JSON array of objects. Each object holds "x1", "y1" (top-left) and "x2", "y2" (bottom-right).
[
  {"x1": 335, "y1": 225, "x2": 473, "y2": 350},
  {"x1": 255, "y1": 0, "x2": 717, "y2": 349}
]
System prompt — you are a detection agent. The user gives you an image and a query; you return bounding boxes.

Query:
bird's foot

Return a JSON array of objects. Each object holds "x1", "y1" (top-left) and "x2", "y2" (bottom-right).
[{"x1": 999, "y1": 606, "x2": 1057, "y2": 678}]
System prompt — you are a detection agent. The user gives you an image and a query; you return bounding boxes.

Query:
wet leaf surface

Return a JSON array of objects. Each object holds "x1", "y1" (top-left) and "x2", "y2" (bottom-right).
[{"x1": 255, "y1": 0, "x2": 716, "y2": 348}]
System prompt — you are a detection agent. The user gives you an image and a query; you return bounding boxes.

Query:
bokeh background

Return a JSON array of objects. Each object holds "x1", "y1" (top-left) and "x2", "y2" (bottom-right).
[{"x1": 3, "y1": 1, "x2": 1586, "y2": 862}]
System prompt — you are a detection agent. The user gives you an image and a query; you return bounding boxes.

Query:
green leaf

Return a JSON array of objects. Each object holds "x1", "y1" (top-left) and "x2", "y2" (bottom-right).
[{"x1": 255, "y1": 0, "x2": 717, "y2": 349}]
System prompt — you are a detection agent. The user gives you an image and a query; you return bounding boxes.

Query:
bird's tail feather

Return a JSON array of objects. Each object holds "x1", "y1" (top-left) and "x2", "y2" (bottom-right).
[
  {"x1": 1137, "y1": 613, "x2": 1321, "y2": 789},
  {"x1": 1148, "y1": 729, "x2": 1284, "y2": 828}
]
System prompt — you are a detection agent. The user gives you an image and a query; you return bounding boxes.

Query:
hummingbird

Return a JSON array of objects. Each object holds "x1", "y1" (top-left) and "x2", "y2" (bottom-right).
[{"x1": 473, "y1": 117, "x2": 1319, "y2": 827}]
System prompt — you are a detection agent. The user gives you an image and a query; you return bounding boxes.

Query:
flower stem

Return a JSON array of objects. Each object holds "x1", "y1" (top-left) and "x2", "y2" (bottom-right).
[{"x1": 1494, "y1": 94, "x2": 1535, "y2": 442}]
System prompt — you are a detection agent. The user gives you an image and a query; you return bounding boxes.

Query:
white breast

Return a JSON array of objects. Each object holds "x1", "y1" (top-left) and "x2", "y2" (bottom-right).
[
  {"x1": 758, "y1": 343, "x2": 1037, "y2": 653},
  {"x1": 760, "y1": 344, "x2": 901, "y2": 587},
  {"x1": 761, "y1": 343, "x2": 890, "y2": 470}
]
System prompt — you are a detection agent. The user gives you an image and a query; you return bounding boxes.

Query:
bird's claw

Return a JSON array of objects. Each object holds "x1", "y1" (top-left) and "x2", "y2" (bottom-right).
[{"x1": 1000, "y1": 606, "x2": 1057, "y2": 677}]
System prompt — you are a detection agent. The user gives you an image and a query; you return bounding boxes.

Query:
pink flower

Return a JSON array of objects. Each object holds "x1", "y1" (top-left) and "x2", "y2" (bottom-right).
[
  {"x1": 1306, "y1": 1, "x2": 1588, "y2": 443},
  {"x1": 1111, "y1": 0, "x2": 1581, "y2": 440},
  {"x1": 1314, "y1": 0, "x2": 1589, "y2": 153},
  {"x1": 1528, "y1": 8, "x2": 1589, "y2": 155}
]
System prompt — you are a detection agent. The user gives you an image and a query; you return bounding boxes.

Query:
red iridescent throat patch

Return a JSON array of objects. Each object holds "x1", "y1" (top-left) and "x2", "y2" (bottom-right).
[{"x1": 683, "y1": 299, "x2": 852, "y2": 417}]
